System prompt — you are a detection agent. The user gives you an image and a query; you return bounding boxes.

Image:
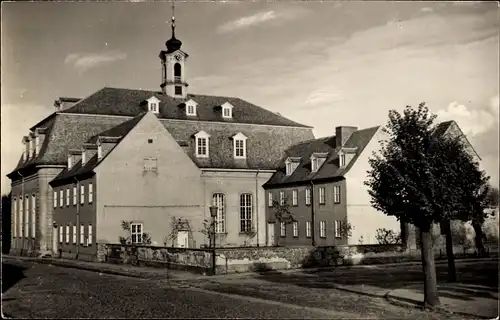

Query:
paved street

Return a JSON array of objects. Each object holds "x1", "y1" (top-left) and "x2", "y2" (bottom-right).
[{"x1": 1, "y1": 260, "x2": 357, "y2": 319}]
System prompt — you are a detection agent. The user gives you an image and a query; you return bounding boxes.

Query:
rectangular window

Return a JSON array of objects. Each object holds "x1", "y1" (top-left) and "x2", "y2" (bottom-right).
[
  {"x1": 73, "y1": 186, "x2": 77, "y2": 205},
  {"x1": 66, "y1": 188, "x2": 70, "y2": 206},
  {"x1": 31, "y1": 194, "x2": 36, "y2": 238},
  {"x1": 88, "y1": 224, "x2": 93, "y2": 245},
  {"x1": 131, "y1": 223, "x2": 143, "y2": 244},
  {"x1": 240, "y1": 193, "x2": 252, "y2": 233},
  {"x1": 65, "y1": 225, "x2": 70, "y2": 243},
  {"x1": 212, "y1": 193, "x2": 225, "y2": 233},
  {"x1": 187, "y1": 104, "x2": 194, "y2": 115},
  {"x1": 319, "y1": 187, "x2": 325, "y2": 204},
  {"x1": 12, "y1": 197, "x2": 17, "y2": 237},
  {"x1": 80, "y1": 224, "x2": 85, "y2": 245},
  {"x1": 197, "y1": 137, "x2": 207, "y2": 156},
  {"x1": 280, "y1": 222, "x2": 286, "y2": 237},
  {"x1": 311, "y1": 158, "x2": 317, "y2": 172},
  {"x1": 72, "y1": 225, "x2": 77, "y2": 244},
  {"x1": 19, "y1": 197, "x2": 24, "y2": 237},
  {"x1": 223, "y1": 107, "x2": 231, "y2": 118},
  {"x1": 293, "y1": 221, "x2": 298, "y2": 237},
  {"x1": 144, "y1": 158, "x2": 158, "y2": 172},
  {"x1": 292, "y1": 190, "x2": 298, "y2": 206},
  {"x1": 339, "y1": 153, "x2": 346, "y2": 166},
  {"x1": 59, "y1": 226, "x2": 63, "y2": 243},
  {"x1": 80, "y1": 185, "x2": 85, "y2": 205},
  {"x1": 175, "y1": 86, "x2": 182, "y2": 95},
  {"x1": 306, "y1": 221, "x2": 311, "y2": 238},
  {"x1": 286, "y1": 162, "x2": 292, "y2": 175},
  {"x1": 59, "y1": 190, "x2": 63, "y2": 207},
  {"x1": 53, "y1": 191, "x2": 57, "y2": 208},
  {"x1": 320, "y1": 221, "x2": 326, "y2": 238},
  {"x1": 305, "y1": 188, "x2": 311, "y2": 205},
  {"x1": 268, "y1": 192, "x2": 273, "y2": 207},
  {"x1": 334, "y1": 186, "x2": 341, "y2": 204},
  {"x1": 88, "y1": 183, "x2": 93, "y2": 203},
  {"x1": 335, "y1": 220, "x2": 342, "y2": 238},
  {"x1": 279, "y1": 191, "x2": 285, "y2": 206},
  {"x1": 235, "y1": 139, "x2": 245, "y2": 158},
  {"x1": 24, "y1": 196, "x2": 29, "y2": 238}
]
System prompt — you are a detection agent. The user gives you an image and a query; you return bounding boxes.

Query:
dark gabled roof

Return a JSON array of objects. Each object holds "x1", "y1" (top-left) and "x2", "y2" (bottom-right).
[
  {"x1": 433, "y1": 120, "x2": 453, "y2": 137},
  {"x1": 60, "y1": 87, "x2": 311, "y2": 128},
  {"x1": 264, "y1": 126, "x2": 380, "y2": 187},
  {"x1": 432, "y1": 120, "x2": 481, "y2": 160},
  {"x1": 50, "y1": 113, "x2": 147, "y2": 185}
]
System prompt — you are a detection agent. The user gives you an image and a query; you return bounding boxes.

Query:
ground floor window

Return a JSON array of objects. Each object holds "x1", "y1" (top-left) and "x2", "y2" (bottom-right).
[{"x1": 131, "y1": 223, "x2": 143, "y2": 244}]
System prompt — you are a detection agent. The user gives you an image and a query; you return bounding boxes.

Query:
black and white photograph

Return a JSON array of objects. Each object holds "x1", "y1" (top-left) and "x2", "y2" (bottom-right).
[{"x1": 1, "y1": 1, "x2": 499, "y2": 318}]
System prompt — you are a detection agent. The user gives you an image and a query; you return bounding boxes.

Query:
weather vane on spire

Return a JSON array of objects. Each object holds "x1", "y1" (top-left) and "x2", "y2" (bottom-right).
[
  {"x1": 171, "y1": 0, "x2": 175, "y2": 29},
  {"x1": 165, "y1": 0, "x2": 182, "y2": 51}
]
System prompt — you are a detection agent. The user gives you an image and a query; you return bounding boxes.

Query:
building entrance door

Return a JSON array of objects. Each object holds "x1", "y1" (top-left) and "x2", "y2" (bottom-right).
[{"x1": 267, "y1": 223, "x2": 275, "y2": 246}]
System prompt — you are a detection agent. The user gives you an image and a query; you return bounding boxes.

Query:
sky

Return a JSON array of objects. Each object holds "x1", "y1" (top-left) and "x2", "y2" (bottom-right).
[{"x1": 1, "y1": 1, "x2": 499, "y2": 194}]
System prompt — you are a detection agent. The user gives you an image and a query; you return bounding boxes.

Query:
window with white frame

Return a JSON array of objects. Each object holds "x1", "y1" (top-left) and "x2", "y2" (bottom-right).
[
  {"x1": 339, "y1": 153, "x2": 346, "y2": 167},
  {"x1": 147, "y1": 96, "x2": 161, "y2": 114},
  {"x1": 66, "y1": 188, "x2": 70, "y2": 206},
  {"x1": 35, "y1": 136, "x2": 40, "y2": 155},
  {"x1": 212, "y1": 193, "x2": 225, "y2": 233},
  {"x1": 80, "y1": 185, "x2": 85, "y2": 205},
  {"x1": 194, "y1": 131, "x2": 210, "y2": 157},
  {"x1": 320, "y1": 221, "x2": 326, "y2": 238},
  {"x1": 292, "y1": 190, "x2": 298, "y2": 206},
  {"x1": 293, "y1": 221, "x2": 298, "y2": 237},
  {"x1": 59, "y1": 226, "x2": 63, "y2": 243},
  {"x1": 131, "y1": 223, "x2": 143, "y2": 244},
  {"x1": 72, "y1": 225, "x2": 77, "y2": 244},
  {"x1": 19, "y1": 197, "x2": 24, "y2": 237},
  {"x1": 268, "y1": 192, "x2": 273, "y2": 207},
  {"x1": 306, "y1": 221, "x2": 311, "y2": 238},
  {"x1": 65, "y1": 225, "x2": 70, "y2": 243},
  {"x1": 232, "y1": 133, "x2": 247, "y2": 159},
  {"x1": 240, "y1": 193, "x2": 252, "y2": 233},
  {"x1": 88, "y1": 224, "x2": 93, "y2": 245},
  {"x1": 279, "y1": 191, "x2": 285, "y2": 205},
  {"x1": 286, "y1": 162, "x2": 292, "y2": 175},
  {"x1": 221, "y1": 102, "x2": 234, "y2": 119},
  {"x1": 319, "y1": 187, "x2": 325, "y2": 204},
  {"x1": 12, "y1": 197, "x2": 17, "y2": 237},
  {"x1": 24, "y1": 196, "x2": 29, "y2": 239},
  {"x1": 88, "y1": 183, "x2": 93, "y2": 203},
  {"x1": 311, "y1": 157, "x2": 318, "y2": 172},
  {"x1": 305, "y1": 188, "x2": 311, "y2": 205},
  {"x1": 185, "y1": 99, "x2": 198, "y2": 116},
  {"x1": 73, "y1": 186, "x2": 77, "y2": 205},
  {"x1": 334, "y1": 185, "x2": 341, "y2": 204},
  {"x1": 80, "y1": 224, "x2": 85, "y2": 245},
  {"x1": 280, "y1": 222, "x2": 286, "y2": 237},
  {"x1": 31, "y1": 194, "x2": 36, "y2": 238},
  {"x1": 59, "y1": 190, "x2": 63, "y2": 207},
  {"x1": 335, "y1": 220, "x2": 342, "y2": 238},
  {"x1": 53, "y1": 191, "x2": 57, "y2": 208}
]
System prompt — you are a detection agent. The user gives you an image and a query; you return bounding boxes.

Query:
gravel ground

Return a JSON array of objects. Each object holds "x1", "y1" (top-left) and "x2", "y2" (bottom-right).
[{"x1": 1, "y1": 260, "x2": 355, "y2": 319}]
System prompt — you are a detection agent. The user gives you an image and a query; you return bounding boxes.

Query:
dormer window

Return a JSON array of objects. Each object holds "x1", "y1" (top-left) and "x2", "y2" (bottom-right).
[
  {"x1": 81, "y1": 151, "x2": 87, "y2": 165},
  {"x1": 146, "y1": 96, "x2": 161, "y2": 114},
  {"x1": 339, "y1": 152, "x2": 346, "y2": 167},
  {"x1": 68, "y1": 154, "x2": 73, "y2": 170},
  {"x1": 185, "y1": 99, "x2": 198, "y2": 116},
  {"x1": 311, "y1": 153, "x2": 328, "y2": 173},
  {"x1": 285, "y1": 157, "x2": 301, "y2": 176},
  {"x1": 232, "y1": 132, "x2": 247, "y2": 159},
  {"x1": 221, "y1": 102, "x2": 234, "y2": 119},
  {"x1": 194, "y1": 131, "x2": 210, "y2": 158}
]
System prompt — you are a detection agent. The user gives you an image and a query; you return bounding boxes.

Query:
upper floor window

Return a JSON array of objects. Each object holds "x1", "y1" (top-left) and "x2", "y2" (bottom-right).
[
  {"x1": 212, "y1": 193, "x2": 226, "y2": 233},
  {"x1": 73, "y1": 186, "x2": 77, "y2": 205},
  {"x1": 185, "y1": 99, "x2": 198, "y2": 116},
  {"x1": 66, "y1": 188, "x2": 70, "y2": 206},
  {"x1": 194, "y1": 131, "x2": 210, "y2": 158},
  {"x1": 334, "y1": 186, "x2": 341, "y2": 204},
  {"x1": 88, "y1": 183, "x2": 93, "y2": 204},
  {"x1": 279, "y1": 191, "x2": 285, "y2": 206},
  {"x1": 35, "y1": 136, "x2": 40, "y2": 155},
  {"x1": 175, "y1": 86, "x2": 183, "y2": 95},
  {"x1": 319, "y1": 187, "x2": 325, "y2": 204},
  {"x1": 268, "y1": 192, "x2": 273, "y2": 207},
  {"x1": 221, "y1": 102, "x2": 234, "y2": 119},
  {"x1": 292, "y1": 190, "x2": 298, "y2": 206},
  {"x1": 146, "y1": 96, "x2": 161, "y2": 114},
  {"x1": 335, "y1": 220, "x2": 343, "y2": 238},
  {"x1": 285, "y1": 157, "x2": 301, "y2": 176},
  {"x1": 53, "y1": 191, "x2": 57, "y2": 208},
  {"x1": 232, "y1": 133, "x2": 247, "y2": 159},
  {"x1": 305, "y1": 188, "x2": 311, "y2": 205},
  {"x1": 311, "y1": 153, "x2": 327, "y2": 173},
  {"x1": 59, "y1": 190, "x2": 63, "y2": 207},
  {"x1": 80, "y1": 185, "x2": 85, "y2": 205},
  {"x1": 174, "y1": 63, "x2": 182, "y2": 79},
  {"x1": 306, "y1": 221, "x2": 311, "y2": 238},
  {"x1": 280, "y1": 222, "x2": 286, "y2": 237},
  {"x1": 339, "y1": 153, "x2": 346, "y2": 167},
  {"x1": 240, "y1": 193, "x2": 252, "y2": 233}
]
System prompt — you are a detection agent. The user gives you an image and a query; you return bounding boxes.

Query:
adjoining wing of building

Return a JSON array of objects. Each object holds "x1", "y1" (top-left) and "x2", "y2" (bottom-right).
[{"x1": 7, "y1": 12, "x2": 480, "y2": 259}]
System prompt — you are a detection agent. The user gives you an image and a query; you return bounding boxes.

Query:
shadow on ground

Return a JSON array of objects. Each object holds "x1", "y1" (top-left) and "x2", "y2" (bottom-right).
[
  {"x1": 249, "y1": 260, "x2": 498, "y2": 298},
  {"x1": 2, "y1": 262, "x2": 27, "y2": 293}
]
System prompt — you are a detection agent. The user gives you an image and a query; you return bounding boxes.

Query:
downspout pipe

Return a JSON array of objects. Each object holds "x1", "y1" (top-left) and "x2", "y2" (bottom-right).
[
  {"x1": 255, "y1": 169, "x2": 259, "y2": 247},
  {"x1": 74, "y1": 177, "x2": 80, "y2": 260},
  {"x1": 310, "y1": 181, "x2": 316, "y2": 247}
]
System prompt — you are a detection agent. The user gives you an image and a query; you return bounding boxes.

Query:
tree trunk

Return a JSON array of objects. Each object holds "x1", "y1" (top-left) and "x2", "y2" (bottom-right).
[
  {"x1": 400, "y1": 220, "x2": 408, "y2": 249},
  {"x1": 443, "y1": 220, "x2": 457, "y2": 282},
  {"x1": 419, "y1": 225, "x2": 441, "y2": 308},
  {"x1": 472, "y1": 220, "x2": 486, "y2": 257}
]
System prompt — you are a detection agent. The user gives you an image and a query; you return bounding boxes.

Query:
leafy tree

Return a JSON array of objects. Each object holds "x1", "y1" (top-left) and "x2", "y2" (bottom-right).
[
  {"x1": 471, "y1": 184, "x2": 499, "y2": 256},
  {"x1": 338, "y1": 219, "x2": 354, "y2": 240},
  {"x1": 200, "y1": 218, "x2": 216, "y2": 248},
  {"x1": 375, "y1": 228, "x2": 401, "y2": 245},
  {"x1": 365, "y1": 103, "x2": 454, "y2": 308},
  {"x1": 271, "y1": 197, "x2": 296, "y2": 246},
  {"x1": 1, "y1": 193, "x2": 12, "y2": 254}
]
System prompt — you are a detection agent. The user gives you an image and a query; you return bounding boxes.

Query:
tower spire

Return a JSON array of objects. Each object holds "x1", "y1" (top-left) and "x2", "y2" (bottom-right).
[{"x1": 165, "y1": 1, "x2": 182, "y2": 52}]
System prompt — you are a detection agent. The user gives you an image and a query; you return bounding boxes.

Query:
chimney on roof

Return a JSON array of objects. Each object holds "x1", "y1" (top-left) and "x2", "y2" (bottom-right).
[
  {"x1": 22, "y1": 136, "x2": 30, "y2": 161},
  {"x1": 81, "y1": 143, "x2": 98, "y2": 165},
  {"x1": 28, "y1": 132, "x2": 36, "y2": 158},
  {"x1": 34, "y1": 127, "x2": 48, "y2": 155},
  {"x1": 335, "y1": 126, "x2": 358, "y2": 147},
  {"x1": 54, "y1": 97, "x2": 80, "y2": 112}
]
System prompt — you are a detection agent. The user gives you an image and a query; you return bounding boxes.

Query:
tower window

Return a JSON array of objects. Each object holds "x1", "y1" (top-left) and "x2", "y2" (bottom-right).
[
  {"x1": 175, "y1": 86, "x2": 182, "y2": 95},
  {"x1": 174, "y1": 63, "x2": 182, "y2": 80}
]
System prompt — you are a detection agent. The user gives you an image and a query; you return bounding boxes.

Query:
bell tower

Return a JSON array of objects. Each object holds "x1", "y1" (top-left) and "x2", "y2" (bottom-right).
[{"x1": 159, "y1": 2, "x2": 189, "y2": 98}]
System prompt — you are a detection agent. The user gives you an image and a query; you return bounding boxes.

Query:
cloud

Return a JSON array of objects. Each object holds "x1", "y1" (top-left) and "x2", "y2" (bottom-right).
[
  {"x1": 305, "y1": 89, "x2": 343, "y2": 107},
  {"x1": 436, "y1": 101, "x2": 497, "y2": 136},
  {"x1": 420, "y1": 7, "x2": 434, "y2": 13},
  {"x1": 64, "y1": 51, "x2": 127, "y2": 73}
]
